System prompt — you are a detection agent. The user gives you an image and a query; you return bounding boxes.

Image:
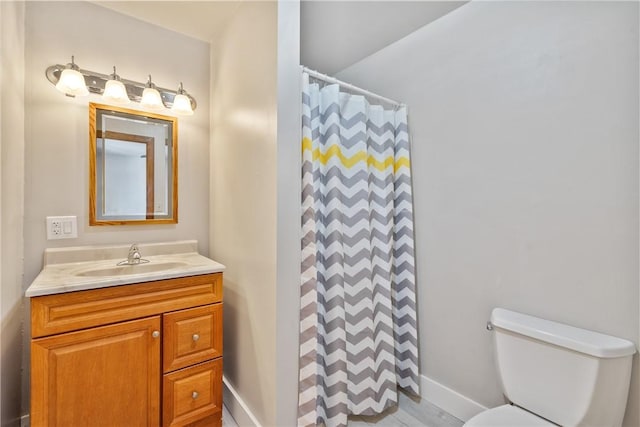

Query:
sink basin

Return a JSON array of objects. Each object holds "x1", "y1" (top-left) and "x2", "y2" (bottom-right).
[{"x1": 76, "y1": 261, "x2": 188, "y2": 277}]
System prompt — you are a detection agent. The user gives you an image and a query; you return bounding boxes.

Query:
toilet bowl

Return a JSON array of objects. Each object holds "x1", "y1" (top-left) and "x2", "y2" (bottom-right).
[
  {"x1": 465, "y1": 404, "x2": 554, "y2": 427},
  {"x1": 463, "y1": 308, "x2": 636, "y2": 427}
]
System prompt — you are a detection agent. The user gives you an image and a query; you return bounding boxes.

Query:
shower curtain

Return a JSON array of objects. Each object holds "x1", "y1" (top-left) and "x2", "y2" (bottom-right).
[{"x1": 297, "y1": 72, "x2": 419, "y2": 427}]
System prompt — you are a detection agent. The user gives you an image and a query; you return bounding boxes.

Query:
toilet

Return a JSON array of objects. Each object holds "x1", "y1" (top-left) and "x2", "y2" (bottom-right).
[{"x1": 464, "y1": 308, "x2": 637, "y2": 427}]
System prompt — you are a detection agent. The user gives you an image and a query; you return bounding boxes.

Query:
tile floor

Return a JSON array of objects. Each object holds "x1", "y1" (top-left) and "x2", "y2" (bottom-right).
[
  {"x1": 349, "y1": 392, "x2": 464, "y2": 427},
  {"x1": 222, "y1": 405, "x2": 239, "y2": 427},
  {"x1": 222, "y1": 392, "x2": 464, "y2": 427}
]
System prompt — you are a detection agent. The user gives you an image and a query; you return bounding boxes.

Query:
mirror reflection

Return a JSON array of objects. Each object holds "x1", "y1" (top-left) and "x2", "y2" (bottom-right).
[{"x1": 90, "y1": 103, "x2": 177, "y2": 225}]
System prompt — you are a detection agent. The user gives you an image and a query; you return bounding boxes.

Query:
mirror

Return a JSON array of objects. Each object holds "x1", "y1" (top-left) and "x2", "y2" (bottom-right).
[{"x1": 89, "y1": 103, "x2": 177, "y2": 225}]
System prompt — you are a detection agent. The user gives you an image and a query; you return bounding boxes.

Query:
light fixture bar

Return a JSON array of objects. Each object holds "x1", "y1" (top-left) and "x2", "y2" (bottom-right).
[{"x1": 45, "y1": 64, "x2": 197, "y2": 111}]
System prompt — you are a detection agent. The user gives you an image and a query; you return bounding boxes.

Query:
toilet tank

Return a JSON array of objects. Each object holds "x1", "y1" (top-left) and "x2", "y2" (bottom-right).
[{"x1": 490, "y1": 308, "x2": 636, "y2": 427}]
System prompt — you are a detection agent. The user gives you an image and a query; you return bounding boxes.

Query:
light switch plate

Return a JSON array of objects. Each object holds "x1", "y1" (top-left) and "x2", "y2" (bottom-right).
[{"x1": 46, "y1": 216, "x2": 78, "y2": 240}]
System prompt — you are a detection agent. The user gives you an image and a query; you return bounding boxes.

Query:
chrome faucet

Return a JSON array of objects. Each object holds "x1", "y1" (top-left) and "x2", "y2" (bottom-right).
[
  {"x1": 117, "y1": 243, "x2": 149, "y2": 266},
  {"x1": 127, "y1": 244, "x2": 142, "y2": 264}
]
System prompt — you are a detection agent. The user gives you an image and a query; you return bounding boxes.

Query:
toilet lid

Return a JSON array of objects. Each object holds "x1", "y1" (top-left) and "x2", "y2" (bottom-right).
[{"x1": 464, "y1": 405, "x2": 556, "y2": 427}]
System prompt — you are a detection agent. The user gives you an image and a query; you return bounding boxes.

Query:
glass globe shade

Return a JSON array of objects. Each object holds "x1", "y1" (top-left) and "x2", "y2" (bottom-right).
[
  {"x1": 171, "y1": 94, "x2": 194, "y2": 116},
  {"x1": 103, "y1": 79, "x2": 130, "y2": 104},
  {"x1": 141, "y1": 87, "x2": 164, "y2": 110},
  {"x1": 56, "y1": 68, "x2": 89, "y2": 96}
]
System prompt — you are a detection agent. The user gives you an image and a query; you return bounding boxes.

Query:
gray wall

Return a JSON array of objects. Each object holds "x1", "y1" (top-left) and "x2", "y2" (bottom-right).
[
  {"x1": 338, "y1": 1, "x2": 639, "y2": 425},
  {"x1": 1, "y1": 2, "x2": 25, "y2": 426},
  {"x1": 209, "y1": 2, "x2": 279, "y2": 425},
  {"x1": 23, "y1": 0, "x2": 210, "y2": 415}
]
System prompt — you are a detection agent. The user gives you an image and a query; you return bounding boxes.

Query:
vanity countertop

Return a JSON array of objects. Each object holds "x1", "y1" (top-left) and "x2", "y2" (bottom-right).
[{"x1": 25, "y1": 240, "x2": 225, "y2": 297}]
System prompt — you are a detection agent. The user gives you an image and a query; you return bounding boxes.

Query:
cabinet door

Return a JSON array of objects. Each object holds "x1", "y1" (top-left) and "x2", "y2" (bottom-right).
[{"x1": 31, "y1": 316, "x2": 161, "y2": 427}]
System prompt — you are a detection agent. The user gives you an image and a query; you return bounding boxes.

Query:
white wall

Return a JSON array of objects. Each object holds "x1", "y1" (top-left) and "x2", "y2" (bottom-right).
[
  {"x1": 276, "y1": 1, "x2": 302, "y2": 425},
  {"x1": 338, "y1": 1, "x2": 639, "y2": 425},
  {"x1": 23, "y1": 0, "x2": 210, "y2": 414},
  {"x1": 209, "y1": 2, "x2": 278, "y2": 425},
  {"x1": 0, "y1": 2, "x2": 25, "y2": 426},
  {"x1": 210, "y1": 3, "x2": 302, "y2": 424}
]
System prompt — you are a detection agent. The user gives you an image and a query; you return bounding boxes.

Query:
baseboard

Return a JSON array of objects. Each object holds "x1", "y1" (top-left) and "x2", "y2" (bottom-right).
[
  {"x1": 223, "y1": 375, "x2": 263, "y2": 427},
  {"x1": 420, "y1": 375, "x2": 487, "y2": 422}
]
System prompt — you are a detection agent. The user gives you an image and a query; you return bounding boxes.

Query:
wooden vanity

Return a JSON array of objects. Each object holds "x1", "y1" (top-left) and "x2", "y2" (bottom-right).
[{"x1": 27, "y1": 242, "x2": 225, "y2": 427}]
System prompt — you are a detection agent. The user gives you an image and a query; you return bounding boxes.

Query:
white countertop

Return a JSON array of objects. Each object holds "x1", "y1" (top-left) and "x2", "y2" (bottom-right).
[{"x1": 25, "y1": 240, "x2": 225, "y2": 297}]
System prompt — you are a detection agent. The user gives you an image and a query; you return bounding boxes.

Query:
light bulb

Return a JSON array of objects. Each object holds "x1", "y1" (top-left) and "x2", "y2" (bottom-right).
[
  {"x1": 140, "y1": 75, "x2": 164, "y2": 110},
  {"x1": 55, "y1": 56, "x2": 89, "y2": 97},
  {"x1": 102, "y1": 66, "x2": 130, "y2": 104},
  {"x1": 171, "y1": 82, "x2": 194, "y2": 116}
]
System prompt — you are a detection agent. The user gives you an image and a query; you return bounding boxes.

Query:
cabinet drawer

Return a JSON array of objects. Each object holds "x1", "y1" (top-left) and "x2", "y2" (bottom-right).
[
  {"x1": 163, "y1": 359, "x2": 222, "y2": 427},
  {"x1": 184, "y1": 414, "x2": 222, "y2": 427},
  {"x1": 31, "y1": 273, "x2": 223, "y2": 338},
  {"x1": 164, "y1": 304, "x2": 223, "y2": 372}
]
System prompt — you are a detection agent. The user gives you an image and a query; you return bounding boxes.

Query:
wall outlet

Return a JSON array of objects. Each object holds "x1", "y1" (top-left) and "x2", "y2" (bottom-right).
[{"x1": 46, "y1": 216, "x2": 78, "y2": 240}]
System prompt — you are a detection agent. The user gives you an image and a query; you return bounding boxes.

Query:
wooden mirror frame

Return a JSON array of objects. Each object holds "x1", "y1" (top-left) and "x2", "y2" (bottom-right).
[{"x1": 89, "y1": 103, "x2": 178, "y2": 225}]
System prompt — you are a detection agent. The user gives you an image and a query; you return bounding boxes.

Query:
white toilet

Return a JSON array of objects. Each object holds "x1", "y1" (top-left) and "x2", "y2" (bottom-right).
[{"x1": 464, "y1": 308, "x2": 637, "y2": 427}]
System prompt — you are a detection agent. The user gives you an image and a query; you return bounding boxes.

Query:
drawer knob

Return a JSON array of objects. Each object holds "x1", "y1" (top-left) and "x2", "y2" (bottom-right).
[
  {"x1": 152, "y1": 331, "x2": 160, "y2": 338},
  {"x1": 192, "y1": 334, "x2": 200, "y2": 342},
  {"x1": 192, "y1": 391, "x2": 199, "y2": 400}
]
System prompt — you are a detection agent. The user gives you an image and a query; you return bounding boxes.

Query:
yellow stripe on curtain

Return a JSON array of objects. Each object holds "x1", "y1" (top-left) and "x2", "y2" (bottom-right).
[{"x1": 302, "y1": 137, "x2": 410, "y2": 172}]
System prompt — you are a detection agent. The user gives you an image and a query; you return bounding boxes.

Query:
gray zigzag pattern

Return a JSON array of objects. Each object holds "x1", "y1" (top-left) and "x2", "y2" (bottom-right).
[
  {"x1": 298, "y1": 77, "x2": 419, "y2": 427},
  {"x1": 391, "y1": 108, "x2": 419, "y2": 395},
  {"x1": 310, "y1": 111, "x2": 398, "y2": 151}
]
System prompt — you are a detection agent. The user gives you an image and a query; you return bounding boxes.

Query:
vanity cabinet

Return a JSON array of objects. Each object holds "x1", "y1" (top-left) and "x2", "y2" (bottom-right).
[{"x1": 30, "y1": 273, "x2": 223, "y2": 427}]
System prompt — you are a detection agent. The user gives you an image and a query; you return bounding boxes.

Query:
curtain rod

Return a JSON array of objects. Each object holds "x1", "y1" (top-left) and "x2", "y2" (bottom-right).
[{"x1": 301, "y1": 65, "x2": 405, "y2": 108}]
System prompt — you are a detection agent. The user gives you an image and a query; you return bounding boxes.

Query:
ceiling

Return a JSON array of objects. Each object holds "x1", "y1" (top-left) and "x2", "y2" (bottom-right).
[
  {"x1": 94, "y1": 1, "x2": 244, "y2": 42},
  {"x1": 95, "y1": 1, "x2": 467, "y2": 75},
  {"x1": 301, "y1": 1, "x2": 467, "y2": 74}
]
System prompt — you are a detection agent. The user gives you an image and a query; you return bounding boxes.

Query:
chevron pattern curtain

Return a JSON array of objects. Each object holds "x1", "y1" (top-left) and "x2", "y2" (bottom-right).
[{"x1": 298, "y1": 73, "x2": 419, "y2": 427}]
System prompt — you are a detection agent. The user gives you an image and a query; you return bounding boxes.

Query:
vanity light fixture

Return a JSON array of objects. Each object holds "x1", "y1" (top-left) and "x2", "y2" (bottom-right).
[
  {"x1": 55, "y1": 56, "x2": 89, "y2": 97},
  {"x1": 170, "y1": 82, "x2": 194, "y2": 116},
  {"x1": 140, "y1": 75, "x2": 164, "y2": 110},
  {"x1": 45, "y1": 58, "x2": 198, "y2": 113},
  {"x1": 102, "y1": 66, "x2": 130, "y2": 105}
]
